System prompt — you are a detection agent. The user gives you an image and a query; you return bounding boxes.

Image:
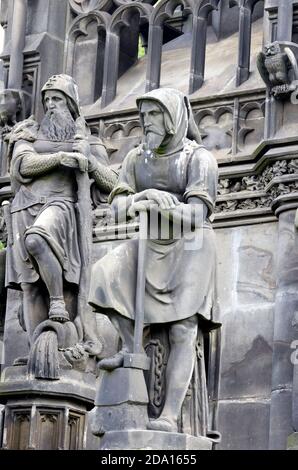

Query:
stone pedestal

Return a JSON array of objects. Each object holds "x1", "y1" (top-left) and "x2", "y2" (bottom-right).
[
  {"x1": 93, "y1": 368, "x2": 149, "y2": 436},
  {"x1": 0, "y1": 366, "x2": 96, "y2": 450},
  {"x1": 93, "y1": 368, "x2": 214, "y2": 450},
  {"x1": 98, "y1": 430, "x2": 213, "y2": 450}
]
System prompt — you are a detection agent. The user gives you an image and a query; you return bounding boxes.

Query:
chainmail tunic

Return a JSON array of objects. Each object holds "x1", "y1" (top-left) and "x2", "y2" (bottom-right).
[{"x1": 6, "y1": 133, "x2": 116, "y2": 289}]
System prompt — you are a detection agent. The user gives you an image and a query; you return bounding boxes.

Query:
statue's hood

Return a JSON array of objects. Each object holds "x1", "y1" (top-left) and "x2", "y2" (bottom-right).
[{"x1": 136, "y1": 88, "x2": 190, "y2": 153}]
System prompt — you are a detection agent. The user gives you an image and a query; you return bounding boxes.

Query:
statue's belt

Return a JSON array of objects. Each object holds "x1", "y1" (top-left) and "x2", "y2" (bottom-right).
[{"x1": 10, "y1": 186, "x2": 76, "y2": 213}]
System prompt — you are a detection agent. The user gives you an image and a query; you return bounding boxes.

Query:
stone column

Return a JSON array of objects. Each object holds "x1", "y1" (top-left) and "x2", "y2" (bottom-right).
[
  {"x1": 145, "y1": 23, "x2": 163, "y2": 92},
  {"x1": 189, "y1": 15, "x2": 208, "y2": 93},
  {"x1": 101, "y1": 32, "x2": 120, "y2": 108},
  {"x1": 7, "y1": 0, "x2": 27, "y2": 90},
  {"x1": 0, "y1": 0, "x2": 30, "y2": 176},
  {"x1": 269, "y1": 194, "x2": 298, "y2": 449}
]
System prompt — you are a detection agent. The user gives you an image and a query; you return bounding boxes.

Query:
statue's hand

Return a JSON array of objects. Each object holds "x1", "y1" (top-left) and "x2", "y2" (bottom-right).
[
  {"x1": 59, "y1": 151, "x2": 88, "y2": 172},
  {"x1": 72, "y1": 139, "x2": 91, "y2": 158},
  {"x1": 87, "y1": 153, "x2": 99, "y2": 173},
  {"x1": 127, "y1": 200, "x2": 155, "y2": 218},
  {"x1": 143, "y1": 189, "x2": 180, "y2": 210}
]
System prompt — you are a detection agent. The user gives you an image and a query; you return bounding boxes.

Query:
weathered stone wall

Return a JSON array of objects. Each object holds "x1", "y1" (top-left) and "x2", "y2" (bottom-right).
[{"x1": 216, "y1": 222, "x2": 277, "y2": 449}]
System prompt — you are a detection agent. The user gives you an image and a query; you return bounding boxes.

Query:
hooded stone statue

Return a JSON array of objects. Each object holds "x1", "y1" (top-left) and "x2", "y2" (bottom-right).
[
  {"x1": 89, "y1": 88, "x2": 218, "y2": 326},
  {"x1": 89, "y1": 87, "x2": 219, "y2": 434}
]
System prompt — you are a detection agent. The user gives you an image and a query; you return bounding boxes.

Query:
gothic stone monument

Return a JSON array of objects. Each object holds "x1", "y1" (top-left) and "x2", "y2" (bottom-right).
[{"x1": 2, "y1": 0, "x2": 298, "y2": 451}]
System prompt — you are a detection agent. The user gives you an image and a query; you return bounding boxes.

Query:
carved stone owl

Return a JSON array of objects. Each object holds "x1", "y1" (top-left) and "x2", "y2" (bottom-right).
[
  {"x1": 257, "y1": 41, "x2": 298, "y2": 97},
  {"x1": 264, "y1": 42, "x2": 288, "y2": 84}
]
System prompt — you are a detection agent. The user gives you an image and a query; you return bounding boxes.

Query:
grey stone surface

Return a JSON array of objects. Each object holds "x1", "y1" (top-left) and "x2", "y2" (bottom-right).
[
  {"x1": 86, "y1": 408, "x2": 101, "y2": 450},
  {"x1": 216, "y1": 223, "x2": 276, "y2": 400},
  {"x1": 216, "y1": 401, "x2": 271, "y2": 450},
  {"x1": 269, "y1": 203, "x2": 298, "y2": 449},
  {"x1": 0, "y1": 366, "x2": 96, "y2": 407},
  {"x1": 99, "y1": 430, "x2": 213, "y2": 451},
  {"x1": 220, "y1": 320, "x2": 273, "y2": 400},
  {"x1": 216, "y1": 223, "x2": 277, "y2": 312},
  {"x1": 269, "y1": 389, "x2": 293, "y2": 450},
  {"x1": 3, "y1": 289, "x2": 27, "y2": 368},
  {"x1": 271, "y1": 341, "x2": 295, "y2": 392},
  {"x1": 95, "y1": 368, "x2": 149, "y2": 406}
]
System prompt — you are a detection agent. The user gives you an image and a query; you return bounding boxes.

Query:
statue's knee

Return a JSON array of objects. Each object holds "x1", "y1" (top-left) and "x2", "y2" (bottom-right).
[
  {"x1": 24, "y1": 234, "x2": 44, "y2": 256},
  {"x1": 169, "y1": 321, "x2": 197, "y2": 346}
]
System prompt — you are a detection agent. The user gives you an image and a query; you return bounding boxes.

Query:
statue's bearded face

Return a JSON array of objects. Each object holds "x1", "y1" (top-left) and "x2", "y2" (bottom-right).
[
  {"x1": 40, "y1": 90, "x2": 76, "y2": 141},
  {"x1": 140, "y1": 101, "x2": 167, "y2": 151}
]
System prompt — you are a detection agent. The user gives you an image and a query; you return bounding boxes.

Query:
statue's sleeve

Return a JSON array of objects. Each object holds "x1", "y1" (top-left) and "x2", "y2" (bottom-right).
[
  {"x1": 10, "y1": 140, "x2": 38, "y2": 184},
  {"x1": 90, "y1": 140, "x2": 109, "y2": 166},
  {"x1": 89, "y1": 143, "x2": 118, "y2": 194},
  {"x1": 108, "y1": 149, "x2": 138, "y2": 203},
  {"x1": 10, "y1": 140, "x2": 61, "y2": 183},
  {"x1": 184, "y1": 147, "x2": 218, "y2": 217}
]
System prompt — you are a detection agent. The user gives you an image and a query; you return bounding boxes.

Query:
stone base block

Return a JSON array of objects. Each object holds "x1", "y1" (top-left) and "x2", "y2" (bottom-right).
[
  {"x1": 0, "y1": 366, "x2": 95, "y2": 406},
  {"x1": 99, "y1": 430, "x2": 213, "y2": 450},
  {"x1": 93, "y1": 367, "x2": 149, "y2": 434},
  {"x1": 0, "y1": 366, "x2": 96, "y2": 449},
  {"x1": 92, "y1": 403, "x2": 149, "y2": 436}
]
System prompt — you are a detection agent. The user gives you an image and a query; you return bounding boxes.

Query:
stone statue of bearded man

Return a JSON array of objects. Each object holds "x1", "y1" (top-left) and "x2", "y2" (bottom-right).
[{"x1": 5, "y1": 74, "x2": 117, "y2": 374}]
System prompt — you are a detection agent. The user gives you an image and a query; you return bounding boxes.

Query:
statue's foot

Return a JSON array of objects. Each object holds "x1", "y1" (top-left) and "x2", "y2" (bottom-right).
[
  {"x1": 49, "y1": 297, "x2": 70, "y2": 323},
  {"x1": 13, "y1": 356, "x2": 28, "y2": 366},
  {"x1": 147, "y1": 417, "x2": 176, "y2": 433},
  {"x1": 97, "y1": 349, "x2": 126, "y2": 371}
]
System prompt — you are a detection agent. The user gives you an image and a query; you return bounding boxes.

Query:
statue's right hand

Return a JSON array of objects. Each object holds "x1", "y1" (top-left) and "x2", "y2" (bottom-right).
[
  {"x1": 143, "y1": 189, "x2": 180, "y2": 210},
  {"x1": 59, "y1": 152, "x2": 88, "y2": 172}
]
